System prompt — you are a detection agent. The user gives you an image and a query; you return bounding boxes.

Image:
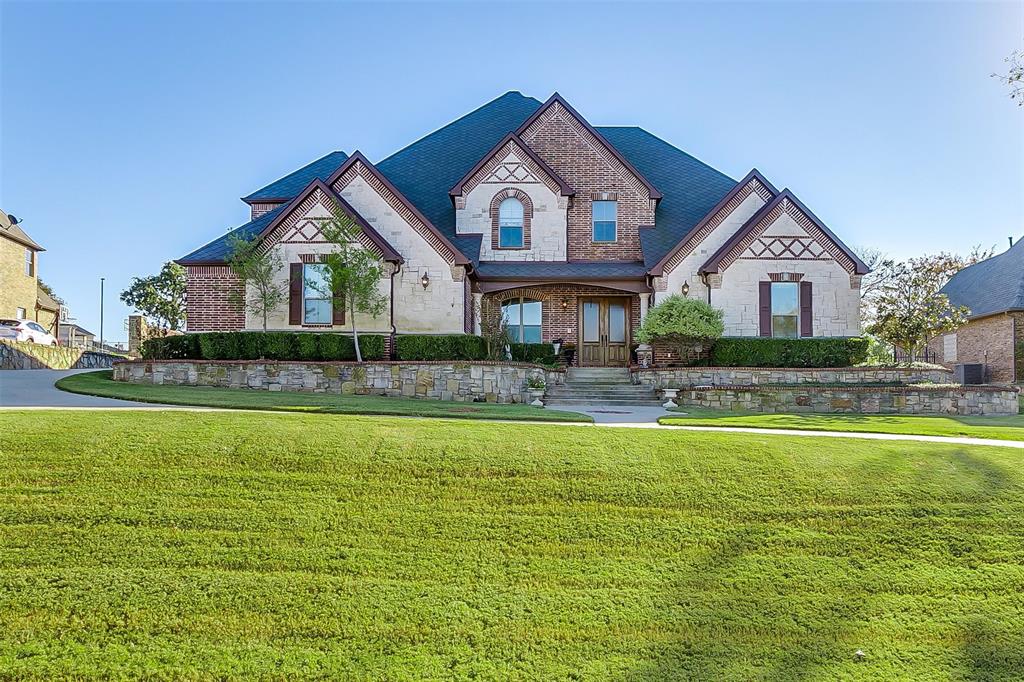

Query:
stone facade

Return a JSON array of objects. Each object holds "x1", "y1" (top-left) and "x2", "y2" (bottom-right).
[
  {"x1": 632, "y1": 366, "x2": 956, "y2": 389},
  {"x1": 0, "y1": 339, "x2": 120, "y2": 370},
  {"x1": 672, "y1": 385, "x2": 1018, "y2": 416},
  {"x1": 930, "y1": 313, "x2": 1021, "y2": 384},
  {"x1": 114, "y1": 360, "x2": 565, "y2": 404}
]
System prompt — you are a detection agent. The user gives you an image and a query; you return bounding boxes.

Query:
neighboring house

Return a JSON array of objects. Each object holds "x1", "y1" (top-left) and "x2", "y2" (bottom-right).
[
  {"x1": 930, "y1": 238, "x2": 1024, "y2": 383},
  {"x1": 35, "y1": 285, "x2": 61, "y2": 335},
  {"x1": 0, "y1": 209, "x2": 50, "y2": 325},
  {"x1": 58, "y1": 323, "x2": 96, "y2": 348},
  {"x1": 179, "y1": 92, "x2": 867, "y2": 366}
]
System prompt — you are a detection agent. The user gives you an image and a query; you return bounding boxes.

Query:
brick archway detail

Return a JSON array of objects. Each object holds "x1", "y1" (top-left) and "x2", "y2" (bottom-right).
[{"x1": 490, "y1": 188, "x2": 533, "y2": 250}]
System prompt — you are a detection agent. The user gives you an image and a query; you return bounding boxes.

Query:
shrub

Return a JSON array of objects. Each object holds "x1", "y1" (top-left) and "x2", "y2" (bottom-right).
[
  {"x1": 141, "y1": 332, "x2": 385, "y2": 362},
  {"x1": 509, "y1": 343, "x2": 558, "y2": 366},
  {"x1": 394, "y1": 334, "x2": 487, "y2": 361},
  {"x1": 636, "y1": 295, "x2": 725, "y2": 344},
  {"x1": 710, "y1": 337, "x2": 870, "y2": 368}
]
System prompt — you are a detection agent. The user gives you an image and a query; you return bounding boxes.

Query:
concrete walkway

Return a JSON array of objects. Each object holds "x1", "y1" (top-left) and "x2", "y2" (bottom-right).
[
  {"x1": 545, "y1": 403, "x2": 672, "y2": 424},
  {"x1": 0, "y1": 369, "x2": 169, "y2": 408}
]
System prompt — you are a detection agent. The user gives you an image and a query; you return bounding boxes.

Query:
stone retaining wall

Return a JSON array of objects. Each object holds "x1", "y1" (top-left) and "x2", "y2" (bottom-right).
[
  {"x1": 632, "y1": 366, "x2": 954, "y2": 388},
  {"x1": 0, "y1": 339, "x2": 121, "y2": 370},
  {"x1": 113, "y1": 360, "x2": 565, "y2": 403},
  {"x1": 674, "y1": 385, "x2": 1018, "y2": 416}
]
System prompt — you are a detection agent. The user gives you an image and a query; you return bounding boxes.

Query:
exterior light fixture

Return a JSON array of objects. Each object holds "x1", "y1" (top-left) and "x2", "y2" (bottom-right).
[
  {"x1": 681, "y1": 280, "x2": 690, "y2": 297},
  {"x1": 561, "y1": 298, "x2": 569, "y2": 309},
  {"x1": 420, "y1": 272, "x2": 430, "y2": 289}
]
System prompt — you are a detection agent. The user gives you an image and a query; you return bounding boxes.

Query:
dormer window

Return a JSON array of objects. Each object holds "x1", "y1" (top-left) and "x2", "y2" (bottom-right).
[
  {"x1": 592, "y1": 200, "x2": 617, "y2": 242},
  {"x1": 498, "y1": 197, "x2": 524, "y2": 248}
]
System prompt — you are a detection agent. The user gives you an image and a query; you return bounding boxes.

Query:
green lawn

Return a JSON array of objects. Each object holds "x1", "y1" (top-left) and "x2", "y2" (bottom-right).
[
  {"x1": 659, "y1": 405, "x2": 1024, "y2": 442},
  {"x1": 56, "y1": 370, "x2": 590, "y2": 422},
  {"x1": 1, "y1": 411, "x2": 1022, "y2": 679}
]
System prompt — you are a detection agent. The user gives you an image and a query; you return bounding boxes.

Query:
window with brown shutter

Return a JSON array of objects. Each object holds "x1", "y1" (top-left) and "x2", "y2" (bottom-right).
[
  {"x1": 758, "y1": 282, "x2": 772, "y2": 337},
  {"x1": 288, "y1": 263, "x2": 302, "y2": 325},
  {"x1": 799, "y1": 281, "x2": 813, "y2": 337}
]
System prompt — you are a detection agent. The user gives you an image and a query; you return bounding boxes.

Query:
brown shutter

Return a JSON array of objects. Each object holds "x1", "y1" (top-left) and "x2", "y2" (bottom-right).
[
  {"x1": 758, "y1": 281, "x2": 772, "y2": 337},
  {"x1": 289, "y1": 263, "x2": 303, "y2": 325},
  {"x1": 332, "y1": 282, "x2": 345, "y2": 326},
  {"x1": 800, "y1": 281, "x2": 813, "y2": 337}
]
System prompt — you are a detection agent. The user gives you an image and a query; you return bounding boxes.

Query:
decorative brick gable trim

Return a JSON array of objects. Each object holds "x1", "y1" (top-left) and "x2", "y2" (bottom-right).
[
  {"x1": 653, "y1": 170, "x2": 778, "y2": 277},
  {"x1": 450, "y1": 133, "x2": 574, "y2": 209},
  {"x1": 328, "y1": 152, "x2": 470, "y2": 266},
  {"x1": 254, "y1": 179, "x2": 402, "y2": 263},
  {"x1": 490, "y1": 188, "x2": 533, "y2": 251},
  {"x1": 700, "y1": 190, "x2": 869, "y2": 276}
]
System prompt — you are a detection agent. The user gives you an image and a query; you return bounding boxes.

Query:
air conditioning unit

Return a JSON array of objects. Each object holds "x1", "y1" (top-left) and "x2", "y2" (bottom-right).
[{"x1": 955, "y1": 364, "x2": 985, "y2": 385}]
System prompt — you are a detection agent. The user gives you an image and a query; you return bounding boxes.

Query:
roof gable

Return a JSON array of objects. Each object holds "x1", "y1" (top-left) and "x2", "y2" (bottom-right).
[
  {"x1": 328, "y1": 152, "x2": 470, "y2": 265},
  {"x1": 242, "y1": 151, "x2": 349, "y2": 204},
  {"x1": 940, "y1": 239, "x2": 1024, "y2": 318},
  {"x1": 649, "y1": 169, "x2": 778, "y2": 276},
  {"x1": 516, "y1": 93, "x2": 662, "y2": 201},
  {"x1": 448, "y1": 132, "x2": 574, "y2": 206},
  {"x1": 700, "y1": 190, "x2": 869, "y2": 275},
  {"x1": 255, "y1": 179, "x2": 402, "y2": 263}
]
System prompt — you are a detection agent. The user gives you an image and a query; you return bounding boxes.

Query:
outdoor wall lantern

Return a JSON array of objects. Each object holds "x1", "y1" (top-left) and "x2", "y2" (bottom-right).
[
  {"x1": 420, "y1": 272, "x2": 430, "y2": 289},
  {"x1": 561, "y1": 298, "x2": 569, "y2": 309},
  {"x1": 681, "y1": 280, "x2": 690, "y2": 297}
]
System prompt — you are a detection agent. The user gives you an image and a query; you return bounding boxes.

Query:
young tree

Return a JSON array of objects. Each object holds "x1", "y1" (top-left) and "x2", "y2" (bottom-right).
[
  {"x1": 635, "y1": 295, "x2": 725, "y2": 364},
  {"x1": 316, "y1": 210, "x2": 388, "y2": 362},
  {"x1": 868, "y1": 255, "x2": 974, "y2": 360},
  {"x1": 226, "y1": 234, "x2": 287, "y2": 332},
  {"x1": 477, "y1": 297, "x2": 511, "y2": 361},
  {"x1": 120, "y1": 262, "x2": 187, "y2": 330}
]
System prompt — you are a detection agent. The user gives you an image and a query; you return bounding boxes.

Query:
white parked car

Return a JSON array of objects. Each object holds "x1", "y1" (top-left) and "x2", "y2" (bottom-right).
[{"x1": 0, "y1": 319, "x2": 57, "y2": 345}]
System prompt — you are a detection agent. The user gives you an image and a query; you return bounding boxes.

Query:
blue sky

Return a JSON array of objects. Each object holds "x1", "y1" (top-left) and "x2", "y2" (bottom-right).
[{"x1": 2, "y1": 1, "x2": 1021, "y2": 342}]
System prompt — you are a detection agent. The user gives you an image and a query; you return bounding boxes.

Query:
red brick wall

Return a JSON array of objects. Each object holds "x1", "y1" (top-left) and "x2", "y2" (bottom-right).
[
  {"x1": 185, "y1": 266, "x2": 244, "y2": 332},
  {"x1": 930, "y1": 314, "x2": 1016, "y2": 383},
  {"x1": 486, "y1": 284, "x2": 640, "y2": 347},
  {"x1": 521, "y1": 106, "x2": 654, "y2": 262}
]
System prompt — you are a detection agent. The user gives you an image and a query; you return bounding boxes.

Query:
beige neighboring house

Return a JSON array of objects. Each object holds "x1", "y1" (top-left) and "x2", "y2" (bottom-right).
[{"x1": 0, "y1": 208, "x2": 60, "y2": 333}]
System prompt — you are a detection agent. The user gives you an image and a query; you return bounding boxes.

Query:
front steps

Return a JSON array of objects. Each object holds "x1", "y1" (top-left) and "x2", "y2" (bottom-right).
[{"x1": 545, "y1": 367, "x2": 661, "y2": 407}]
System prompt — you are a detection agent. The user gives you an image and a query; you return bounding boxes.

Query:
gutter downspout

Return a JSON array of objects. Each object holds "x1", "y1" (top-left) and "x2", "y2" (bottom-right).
[
  {"x1": 700, "y1": 273, "x2": 712, "y2": 306},
  {"x1": 389, "y1": 262, "x2": 401, "y2": 359}
]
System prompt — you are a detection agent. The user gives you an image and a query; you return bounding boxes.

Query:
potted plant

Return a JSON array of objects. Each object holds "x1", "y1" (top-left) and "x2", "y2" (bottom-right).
[{"x1": 525, "y1": 374, "x2": 546, "y2": 406}]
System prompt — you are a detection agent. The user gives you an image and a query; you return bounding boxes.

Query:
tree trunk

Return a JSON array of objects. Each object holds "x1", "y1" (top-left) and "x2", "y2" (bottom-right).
[{"x1": 350, "y1": 298, "x2": 362, "y2": 363}]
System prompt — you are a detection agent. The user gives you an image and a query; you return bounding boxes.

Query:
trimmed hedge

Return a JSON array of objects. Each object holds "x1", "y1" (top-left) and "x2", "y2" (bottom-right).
[
  {"x1": 393, "y1": 334, "x2": 487, "y2": 361},
  {"x1": 710, "y1": 337, "x2": 870, "y2": 368},
  {"x1": 141, "y1": 332, "x2": 386, "y2": 362},
  {"x1": 509, "y1": 343, "x2": 558, "y2": 367}
]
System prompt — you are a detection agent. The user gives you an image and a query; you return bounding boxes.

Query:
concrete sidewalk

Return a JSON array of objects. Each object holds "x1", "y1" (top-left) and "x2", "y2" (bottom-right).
[{"x1": 0, "y1": 369, "x2": 164, "y2": 408}]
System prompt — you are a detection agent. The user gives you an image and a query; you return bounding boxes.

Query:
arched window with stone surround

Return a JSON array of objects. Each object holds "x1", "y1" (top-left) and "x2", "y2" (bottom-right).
[{"x1": 498, "y1": 197, "x2": 524, "y2": 248}]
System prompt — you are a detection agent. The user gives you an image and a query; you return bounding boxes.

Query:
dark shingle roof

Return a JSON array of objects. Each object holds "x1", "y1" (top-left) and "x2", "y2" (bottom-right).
[
  {"x1": 242, "y1": 151, "x2": 349, "y2": 202},
  {"x1": 181, "y1": 92, "x2": 742, "y2": 269},
  {"x1": 940, "y1": 239, "x2": 1024, "y2": 318},
  {"x1": 596, "y1": 127, "x2": 736, "y2": 269},
  {"x1": 178, "y1": 204, "x2": 288, "y2": 263},
  {"x1": 475, "y1": 261, "x2": 649, "y2": 280}
]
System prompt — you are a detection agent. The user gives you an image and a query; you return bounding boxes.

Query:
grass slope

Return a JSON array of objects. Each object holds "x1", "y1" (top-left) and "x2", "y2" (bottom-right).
[
  {"x1": 659, "y1": 406, "x2": 1024, "y2": 442},
  {"x1": 1, "y1": 410, "x2": 1023, "y2": 679},
  {"x1": 56, "y1": 370, "x2": 590, "y2": 422}
]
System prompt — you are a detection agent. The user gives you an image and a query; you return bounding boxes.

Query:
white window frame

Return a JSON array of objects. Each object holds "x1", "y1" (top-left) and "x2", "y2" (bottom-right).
[
  {"x1": 302, "y1": 263, "x2": 333, "y2": 325},
  {"x1": 592, "y1": 200, "x2": 617, "y2": 242},
  {"x1": 770, "y1": 281, "x2": 799, "y2": 338}
]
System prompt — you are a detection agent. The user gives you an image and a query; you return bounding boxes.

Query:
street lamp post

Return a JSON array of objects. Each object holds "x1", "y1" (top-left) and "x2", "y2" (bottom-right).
[{"x1": 100, "y1": 277, "x2": 105, "y2": 350}]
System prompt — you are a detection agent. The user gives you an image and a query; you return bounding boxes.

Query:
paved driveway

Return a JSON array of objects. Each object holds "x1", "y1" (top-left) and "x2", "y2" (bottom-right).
[{"x1": 0, "y1": 369, "x2": 160, "y2": 408}]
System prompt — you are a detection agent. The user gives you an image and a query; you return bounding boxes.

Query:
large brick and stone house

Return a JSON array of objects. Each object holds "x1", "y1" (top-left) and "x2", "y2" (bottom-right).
[
  {"x1": 179, "y1": 92, "x2": 867, "y2": 366},
  {"x1": 930, "y1": 238, "x2": 1024, "y2": 383}
]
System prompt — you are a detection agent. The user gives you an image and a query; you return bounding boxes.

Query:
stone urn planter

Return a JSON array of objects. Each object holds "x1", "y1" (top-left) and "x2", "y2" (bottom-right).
[{"x1": 527, "y1": 388, "x2": 546, "y2": 406}]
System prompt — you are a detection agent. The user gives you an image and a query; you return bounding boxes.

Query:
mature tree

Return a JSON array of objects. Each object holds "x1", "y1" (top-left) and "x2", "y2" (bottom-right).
[
  {"x1": 226, "y1": 234, "x2": 287, "y2": 332},
  {"x1": 852, "y1": 245, "x2": 894, "y2": 326},
  {"x1": 120, "y1": 262, "x2": 187, "y2": 330},
  {"x1": 316, "y1": 210, "x2": 388, "y2": 362},
  {"x1": 993, "y1": 50, "x2": 1024, "y2": 105},
  {"x1": 38, "y1": 279, "x2": 65, "y2": 306},
  {"x1": 866, "y1": 249, "x2": 993, "y2": 360}
]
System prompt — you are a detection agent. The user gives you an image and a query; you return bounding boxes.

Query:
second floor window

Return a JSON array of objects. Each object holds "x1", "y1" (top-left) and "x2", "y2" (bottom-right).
[
  {"x1": 498, "y1": 197, "x2": 524, "y2": 248},
  {"x1": 303, "y1": 264, "x2": 332, "y2": 324},
  {"x1": 25, "y1": 249, "x2": 33, "y2": 277},
  {"x1": 592, "y1": 201, "x2": 617, "y2": 242}
]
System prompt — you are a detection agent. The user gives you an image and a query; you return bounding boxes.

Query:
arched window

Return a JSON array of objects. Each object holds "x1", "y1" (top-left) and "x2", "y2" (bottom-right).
[
  {"x1": 502, "y1": 297, "x2": 542, "y2": 343},
  {"x1": 498, "y1": 197, "x2": 524, "y2": 248}
]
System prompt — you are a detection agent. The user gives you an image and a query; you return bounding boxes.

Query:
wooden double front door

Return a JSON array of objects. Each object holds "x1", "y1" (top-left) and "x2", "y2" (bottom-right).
[{"x1": 579, "y1": 297, "x2": 630, "y2": 366}]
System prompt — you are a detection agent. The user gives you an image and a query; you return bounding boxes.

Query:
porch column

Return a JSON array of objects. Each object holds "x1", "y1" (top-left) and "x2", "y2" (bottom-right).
[
  {"x1": 639, "y1": 293, "x2": 650, "y2": 323},
  {"x1": 472, "y1": 292, "x2": 483, "y2": 335}
]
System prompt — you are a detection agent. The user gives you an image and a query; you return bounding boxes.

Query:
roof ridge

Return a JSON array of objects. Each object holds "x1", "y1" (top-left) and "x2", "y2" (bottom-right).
[{"x1": 379, "y1": 91, "x2": 541, "y2": 165}]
